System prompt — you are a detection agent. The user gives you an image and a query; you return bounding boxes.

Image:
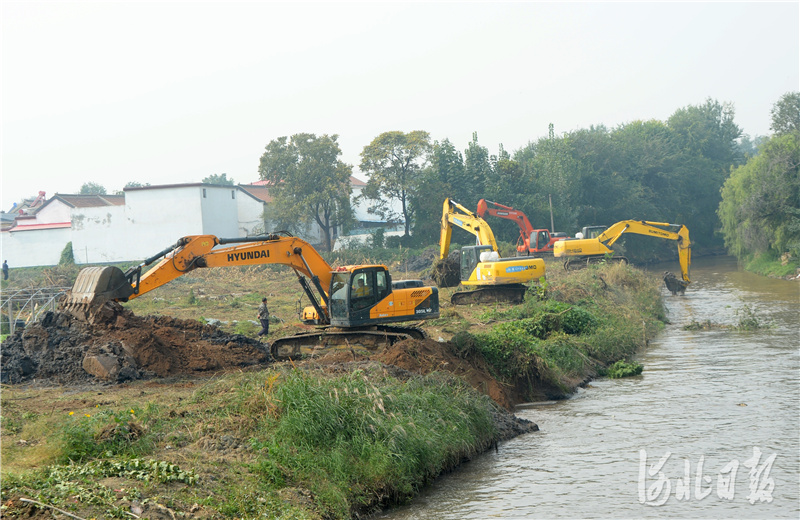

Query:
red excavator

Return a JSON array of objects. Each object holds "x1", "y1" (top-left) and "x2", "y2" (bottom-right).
[{"x1": 476, "y1": 199, "x2": 566, "y2": 257}]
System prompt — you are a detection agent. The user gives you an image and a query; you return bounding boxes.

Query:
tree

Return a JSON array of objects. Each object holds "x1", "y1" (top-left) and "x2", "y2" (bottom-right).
[
  {"x1": 718, "y1": 132, "x2": 800, "y2": 259},
  {"x1": 258, "y1": 134, "x2": 353, "y2": 251},
  {"x1": 411, "y1": 138, "x2": 464, "y2": 243},
  {"x1": 667, "y1": 99, "x2": 743, "y2": 246},
  {"x1": 462, "y1": 132, "x2": 492, "y2": 208},
  {"x1": 770, "y1": 91, "x2": 800, "y2": 136},
  {"x1": 79, "y1": 182, "x2": 106, "y2": 195},
  {"x1": 360, "y1": 131, "x2": 431, "y2": 237},
  {"x1": 203, "y1": 173, "x2": 235, "y2": 185}
]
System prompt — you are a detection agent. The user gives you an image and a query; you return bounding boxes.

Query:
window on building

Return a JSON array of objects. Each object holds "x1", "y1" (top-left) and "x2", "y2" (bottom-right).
[{"x1": 203, "y1": 188, "x2": 207, "y2": 198}]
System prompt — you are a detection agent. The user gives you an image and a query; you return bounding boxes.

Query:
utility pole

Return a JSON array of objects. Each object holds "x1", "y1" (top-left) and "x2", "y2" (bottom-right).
[{"x1": 549, "y1": 194, "x2": 555, "y2": 232}]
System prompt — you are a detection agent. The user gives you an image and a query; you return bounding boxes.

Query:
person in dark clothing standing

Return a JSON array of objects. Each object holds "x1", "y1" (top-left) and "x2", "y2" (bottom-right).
[
  {"x1": 2, "y1": 260, "x2": 8, "y2": 281},
  {"x1": 257, "y1": 297, "x2": 269, "y2": 339}
]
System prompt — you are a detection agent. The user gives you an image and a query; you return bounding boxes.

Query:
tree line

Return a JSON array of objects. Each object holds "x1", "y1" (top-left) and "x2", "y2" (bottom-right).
[
  {"x1": 77, "y1": 94, "x2": 798, "y2": 263},
  {"x1": 257, "y1": 94, "x2": 799, "y2": 264}
]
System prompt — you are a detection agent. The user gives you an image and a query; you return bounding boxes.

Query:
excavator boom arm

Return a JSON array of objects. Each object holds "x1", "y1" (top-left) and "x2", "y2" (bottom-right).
[
  {"x1": 132, "y1": 234, "x2": 334, "y2": 299},
  {"x1": 440, "y1": 198, "x2": 498, "y2": 258},
  {"x1": 477, "y1": 199, "x2": 536, "y2": 239},
  {"x1": 597, "y1": 220, "x2": 691, "y2": 282}
]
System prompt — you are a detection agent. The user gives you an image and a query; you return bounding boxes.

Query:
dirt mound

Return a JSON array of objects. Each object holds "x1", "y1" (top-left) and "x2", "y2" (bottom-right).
[
  {"x1": 0, "y1": 302, "x2": 270, "y2": 385},
  {"x1": 306, "y1": 338, "x2": 516, "y2": 410},
  {"x1": 431, "y1": 251, "x2": 461, "y2": 287}
]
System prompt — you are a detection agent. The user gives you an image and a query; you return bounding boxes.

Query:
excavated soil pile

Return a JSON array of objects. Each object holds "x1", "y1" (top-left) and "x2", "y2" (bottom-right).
[
  {"x1": 305, "y1": 338, "x2": 517, "y2": 411},
  {"x1": 0, "y1": 302, "x2": 270, "y2": 385},
  {"x1": 431, "y1": 251, "x2": 461, "y2": 288}
]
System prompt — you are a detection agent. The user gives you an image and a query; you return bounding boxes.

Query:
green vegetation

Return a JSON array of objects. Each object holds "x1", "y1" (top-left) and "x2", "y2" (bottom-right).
[
  {"x1": 58, "y1": 242, "x2": 75, "y2": 265},
  {"x1": 1, "y1": 368, "x2": 498, "y2": 519},
  {"x1": 602, "y1": 360, "x2": 644, "y2": 379},
  {"x1": 455, "y1": 262, "x2": 665, "y2": 397},
  {"x1": 717, "y1": 93, "x2": 800, "y2": 274},
  {"x1": 259, "y1": 134, "x2": 353, "y2": 252}
]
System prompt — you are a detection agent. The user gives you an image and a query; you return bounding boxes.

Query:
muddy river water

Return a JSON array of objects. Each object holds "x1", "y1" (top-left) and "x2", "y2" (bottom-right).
[{"x1": 378, "y1": 256, "x2": 799, "y2": 519}]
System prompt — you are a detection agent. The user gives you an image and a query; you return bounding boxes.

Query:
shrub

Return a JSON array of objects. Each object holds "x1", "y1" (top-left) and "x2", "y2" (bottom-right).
[{"x1": 59, "y1": 242, "x2": 75, "y2": 265}]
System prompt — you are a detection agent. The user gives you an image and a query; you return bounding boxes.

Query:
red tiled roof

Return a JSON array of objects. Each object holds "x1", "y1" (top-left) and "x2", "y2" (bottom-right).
[{"x1": 238, "y1": 185, "x2": 273, "y2": 203}]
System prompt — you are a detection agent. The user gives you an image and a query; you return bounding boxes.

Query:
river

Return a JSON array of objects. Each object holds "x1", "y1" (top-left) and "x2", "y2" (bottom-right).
[{"x1": 377, "y1": 256, "x2": 799, "y2": 519}]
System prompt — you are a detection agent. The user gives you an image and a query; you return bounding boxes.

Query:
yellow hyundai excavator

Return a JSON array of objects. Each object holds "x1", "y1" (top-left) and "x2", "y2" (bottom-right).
[
  {"x1": 553, "y1": 220, "x2": 691, "y2": 293},
  {"x1": 62, "y1": 232, "x2": 439, "y2": 360},
  {"x1": 439, "y1": 198, "x2": 545, "y2": 304}
]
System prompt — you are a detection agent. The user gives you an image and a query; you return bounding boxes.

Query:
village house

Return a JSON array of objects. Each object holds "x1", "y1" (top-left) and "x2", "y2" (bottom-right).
[{"x1": 0, "y1": 177, "x2": 400, "y2": 268}]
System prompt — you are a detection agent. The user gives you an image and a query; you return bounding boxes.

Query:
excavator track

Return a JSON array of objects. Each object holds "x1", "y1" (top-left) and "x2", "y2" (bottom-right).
[
  {"x1": 450, "y1": 284, "x2": 527, "y2": 305},
  {"x1": 270, "y1": 325, "x2": 427, "y2": 362}
]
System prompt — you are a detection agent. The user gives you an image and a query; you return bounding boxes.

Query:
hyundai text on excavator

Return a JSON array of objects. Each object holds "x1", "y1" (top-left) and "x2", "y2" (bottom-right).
[
  {"x1": 62, "y1": 233, "x2": 439, "y2": 360},
  {"x1": 553, "y1": 220, "x2": 691, "y2": 293},
  {"x1": 476, "y1": 199, "x2": 566, "y2": 256},
  {"x1": 438, "y1": 198, "x2": 545, "y2": 305}
]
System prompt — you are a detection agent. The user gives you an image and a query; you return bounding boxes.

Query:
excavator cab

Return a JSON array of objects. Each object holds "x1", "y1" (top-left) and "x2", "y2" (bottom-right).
[
  {"x1": 460, "y1": 245, "x2": 494, "y2": 281},
  {"x1": 328, "y1": 265, "x2": 438, "y2": 327}
]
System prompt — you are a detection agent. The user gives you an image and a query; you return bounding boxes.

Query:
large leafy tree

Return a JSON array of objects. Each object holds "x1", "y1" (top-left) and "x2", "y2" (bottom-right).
[
  {"x1": 770, "y1": 91, "x2": 800, "y2": 136},
  {"x1": 258, "y1": 133, "x2": 353, "y2": 251},
  {"x1": 411, "y1": 138, "x2": 464, "y2": 243},
  {"x1": 79, "y1": 182, "x2": 107, "y2": 195},
  {"x1": 202, "y1": 173, "x2": 235, "y2": 185},
  {"x1": 360, "y1": 131, "x2": 431, "y2": 238},
  {"x1": 667, "y1": 99, "x2": 742, "y2": 246}
]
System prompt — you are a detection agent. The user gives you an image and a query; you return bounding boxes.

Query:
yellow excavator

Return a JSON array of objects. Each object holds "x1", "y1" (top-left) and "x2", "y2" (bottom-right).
[
  {"x1": 439, "y1": 198, "x2": 545, "y2": 304},
  {"x1": 62, "y1": 232, "x2": 440, "y2": 360},
  {"x1": 553, "y1": 220, "x2": 691, "y2": 293}
]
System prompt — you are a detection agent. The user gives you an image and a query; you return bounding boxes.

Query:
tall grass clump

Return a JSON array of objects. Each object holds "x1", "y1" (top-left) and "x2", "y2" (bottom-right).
[{"x1": 228, "y1": 368, "x2": 497, "y2": 518}]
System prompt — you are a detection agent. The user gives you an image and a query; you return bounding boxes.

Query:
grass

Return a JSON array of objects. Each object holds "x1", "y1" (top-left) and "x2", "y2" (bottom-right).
[
  {"x1": 1, "y1": 367, "x2": 499, "y2": 519},
  {"x1": 743, "y1": 251, "x2": 800, "y2": 278}
]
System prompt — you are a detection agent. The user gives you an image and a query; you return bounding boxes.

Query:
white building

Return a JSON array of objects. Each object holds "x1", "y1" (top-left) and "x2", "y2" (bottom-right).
[
  {"x1": 2, "y1": 194, "x2": 124, "y2": 267},
  {"x1": 0, "y1": 177, "x2": 403, "y2": 268}
]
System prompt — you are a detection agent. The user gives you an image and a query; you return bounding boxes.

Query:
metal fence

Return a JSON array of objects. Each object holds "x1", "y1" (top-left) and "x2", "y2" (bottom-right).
[{"x1": 1, "y1": 286, "x2": 71, "y2": 335}]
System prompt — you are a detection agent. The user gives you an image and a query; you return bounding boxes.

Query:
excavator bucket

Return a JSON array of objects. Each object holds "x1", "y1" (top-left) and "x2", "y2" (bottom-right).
[{"x1": 62, "y1": 266, "x2": 135, "y2": 312}]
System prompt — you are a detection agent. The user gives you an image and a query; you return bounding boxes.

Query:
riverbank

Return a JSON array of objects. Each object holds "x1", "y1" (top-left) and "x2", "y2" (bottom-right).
[
  {"x1": 742, "y1": 252, "x2": 800, "y2": 280},
  {"x1": 1, "y1": 262, "x2": 668, "y2": 519}
]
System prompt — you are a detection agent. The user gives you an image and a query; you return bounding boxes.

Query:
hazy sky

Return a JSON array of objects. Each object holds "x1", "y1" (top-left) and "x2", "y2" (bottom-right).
[{"x1": 1, "y1": 1, "x2": 798, "y2": 211}]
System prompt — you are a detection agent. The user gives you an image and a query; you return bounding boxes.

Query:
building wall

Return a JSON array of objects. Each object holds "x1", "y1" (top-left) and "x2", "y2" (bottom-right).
[
  {"x1": 124, "y1": 187, "x2": 205, "y2": 257},
  {"x1": 70, "y1": 205, "x2": 129, "y2": 264},
  {"x1": 0, "y1": 227, "x2": 72, "y2": 268},
  {"x1": 237, "y1": 195, "x2": 267, "y2": 236},
  {"x1": 200, "y1": 186, "x2": 239, "y2": 238},
  {"x1": 27, "y1": 200, "x2": 71, "y2": 225}
]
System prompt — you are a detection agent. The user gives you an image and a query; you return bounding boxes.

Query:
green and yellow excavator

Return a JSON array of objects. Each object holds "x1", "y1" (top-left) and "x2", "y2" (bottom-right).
[
  {"x1": 438, "y1": 198, "x2": 545, "y2": 304},
  {"x1": 62, "y1": 232, "x2": 440, "y2": 360},
  {"x1": 553, "y1": 220, "x2": 691, "y2": 294}
]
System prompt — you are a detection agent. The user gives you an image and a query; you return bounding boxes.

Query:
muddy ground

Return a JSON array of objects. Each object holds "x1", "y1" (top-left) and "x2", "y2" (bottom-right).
[{"x1": 1, "y1": 303, "x2": 530, "y2": 425}]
